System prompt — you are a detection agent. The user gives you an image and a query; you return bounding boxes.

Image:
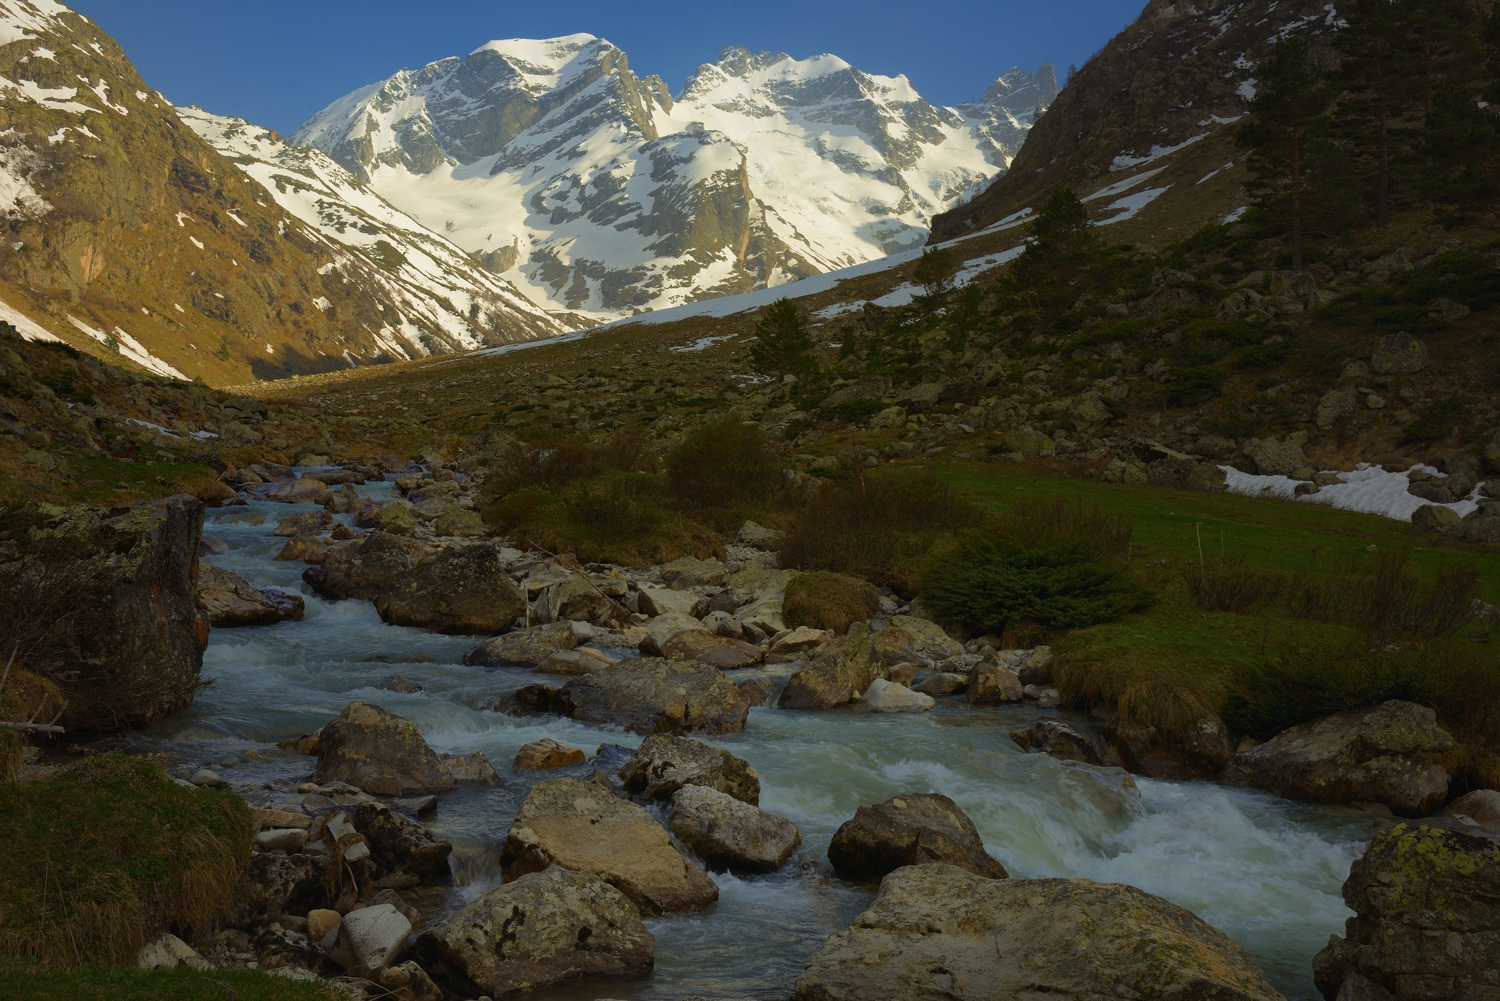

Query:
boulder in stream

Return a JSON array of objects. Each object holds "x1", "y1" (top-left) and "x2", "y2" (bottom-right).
[
  {"x1": 312, "y1": 701, "x2": 456, "y2": 796},
  {"x1": 661, "y1": 630, "x2": 764, "y2": 669},
  {"x1": 796, "y1": 865, "x2": 1285, "y2": 1001},
  {"x1": 827, "y1": 793, "x2": 1007, "y2": 881},
  {"x1": 1221, "y1": 700, "x2": 1452, "y2": 815},
  {"x1": 514, "y1": 738, "x2": 586, "y2": 771},
  {"x1": 561, "y1": 657, "x2": 750, "y2": 736},
  {"x1": 1314, "y1": 823, "x2": 1500, "y2": 1001},
  {"x1": 463, "y1": 620, "x2": 584, "y2": 667},
  {"x1": 1011, "y1": 720, "x2": 1100, "y2": 764},
  {"x1": 618, "y1": 733, "x2": 760, "y2": 804},
  {"x1": 779, "y1": 624, "x2": 885, "y2": 709},
  {"x1": 374, "y1": 543, "x2": 526, "y2": 634},
  {"x1": 352, "y1": 802, "x2": 453, "y2": 887},
  {"x1": 412, "y1": 865, "x2": 654, "y2": 997},
  {"x1": 870, "y1": 615, "x2": 965, "y2": 667},
  {"x1": 500, "y1": 777, "x2": 719, "y2": 915},
  {"x1": 195, "y1": 564, "x2": 304, "y2": 627},
  {"x1": 302, "y1": 531, "x2": 430, "y2": 601},
  {"x1": 669, "y1": 785, "x2": 801, "y2": 873}
]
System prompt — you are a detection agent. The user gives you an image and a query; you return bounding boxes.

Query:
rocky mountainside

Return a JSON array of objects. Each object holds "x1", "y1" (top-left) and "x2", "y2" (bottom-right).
[
  {"x1": 0, "y1": 1, "x2": 567, "y2": 385},
  {"x1": 293, "y1": 35, "x2": 1054, "y2": 320},
  {"x1": 930, "y1": 0, "x2": 1342, "y2": 242}
]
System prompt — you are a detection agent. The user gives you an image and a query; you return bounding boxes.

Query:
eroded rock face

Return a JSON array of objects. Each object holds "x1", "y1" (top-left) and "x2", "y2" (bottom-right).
[
  {"x1": 303, "y1": 531, "x2": 430, "y2": 601},
  {"x1": 618, "y1": 733, "x2": 760, "y2": 804},
  {"x1": 195, "y1": 564, "x2": 304, "y2": 627},
  {"x1": 669, "y1": 784, "x2": 801, "y2": 873},
  {"x1": 561, "y1": 657, "x2": 750, "y2": 736},
  {"x1": 1221, "y1": 700, "x2": 1452, "y2": 815},
  {"x1": 1313, "y1": 824, "x2": 1500, "y2": 1001},
  {"x1": 500, "y1": 777, "x2": 719, "y2": 915},
  {"x1": 796, "y1": 865, "x2": 1285, "y2": 1001},
  {"x1": 312, "y1": 701, "x2": 457, "y2": 796},
  {"x1": 413, "y1": 865, "x2": 654, "y2": 997},
  {"x1": 827, "y1": 793, "x2": 1007, "y2": 881},
  {"x1": 352, "y1": 802, "x2": 453, "y2": 886},
  {"x1": 870, "y1": 616, "x2": 965, "y2": 667},
  {"x1": 1011, "y1": 720, "x2": 1099, "y2": 764},
  {"x1": 780, "y1": 624, "x2": 885, "y2": 709},
  {"x1": 463, "y1": 620, "x2": 582, "y2": 666},
  {"x1": 375, "y1": 543, "x2": 526, "y2": 634}
]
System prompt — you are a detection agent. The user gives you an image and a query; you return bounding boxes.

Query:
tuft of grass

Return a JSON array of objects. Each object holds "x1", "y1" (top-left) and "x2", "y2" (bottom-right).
[
  {"x1": 0, "y1": 753, "x2": 254, "y2": 967},
  {"x1": 782, "y1": 571, "x2": 882, "y2": 633},
  {"x1": 0, "y1": 958, "x2": 342, "y2": 1000}
]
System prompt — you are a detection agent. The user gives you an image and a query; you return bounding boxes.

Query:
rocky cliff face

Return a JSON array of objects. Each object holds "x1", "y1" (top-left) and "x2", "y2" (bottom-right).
[
  {"x1": 929, "y1": 0, "x2": 1342, "y2": 242},
  {"x1": 0, "y1": 2, "x2": 567, "y2": 384},
  {"x1": 294, "y1": 37, "x2": 1046, "y2": 319}
]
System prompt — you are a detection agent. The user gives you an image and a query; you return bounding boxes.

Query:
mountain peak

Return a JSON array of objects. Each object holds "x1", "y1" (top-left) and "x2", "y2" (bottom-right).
[{"x1": 715, "y1": 46, "x2": 791, "y2": 78}]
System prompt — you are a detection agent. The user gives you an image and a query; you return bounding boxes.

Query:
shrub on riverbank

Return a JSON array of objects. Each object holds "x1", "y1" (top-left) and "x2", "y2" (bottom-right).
[
  {"x1": 0, "y1": 959, "x2": 341, "y2": 1000},
  {"x1": 0, "y1": 753, "x2": 254, "y2": 966}
]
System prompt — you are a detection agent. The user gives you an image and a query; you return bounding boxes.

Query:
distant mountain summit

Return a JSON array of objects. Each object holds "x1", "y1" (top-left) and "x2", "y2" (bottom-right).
[{"x1": 294, "y1": 37, "x2": 1055, "y2": 319}]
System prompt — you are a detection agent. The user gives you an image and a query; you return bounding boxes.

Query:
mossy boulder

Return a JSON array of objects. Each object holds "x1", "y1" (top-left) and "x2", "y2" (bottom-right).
[{"x1": 782, "y1": 571, "x2": 881, "y2": 634}]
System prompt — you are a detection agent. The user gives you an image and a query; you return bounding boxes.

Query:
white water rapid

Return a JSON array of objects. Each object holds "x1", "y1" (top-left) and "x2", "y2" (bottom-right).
[{"x1": 142, "y1": 474, "x2": 1375, "y2": 1000}]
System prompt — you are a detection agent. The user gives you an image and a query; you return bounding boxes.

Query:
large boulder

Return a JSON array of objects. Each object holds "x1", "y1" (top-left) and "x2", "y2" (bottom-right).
[
  {"x1": 1445, "y1": 789, "x2": 1500, "y2": 832},
  {"x1": 862, "y1": 679, "x2": 934, "y2": 713},
  {"x1": 374, "y1": 543, "x2": 526, "y2": 634},
  {"x1": 312, "y1": 701, "x2": 457, "y2": 796},
  {"x1": 1313, "y1": 824, "x2": 1500, "y2": 1001},
  {"x1": 796, "y1": 865, "x2": 1284, "y2": 1001},
  {"x1": 1244, "y1": 436, "x2": 1313, "y2": 479},
  {"x1": 534, "y1": 577, "x2": 625, "y2": 626},
  {"x1": 303, "y1": 532, "x2": 429, "y2": 601},
  {"x1": 1369, "y1": 331, "x2": 1429, "y2": 374},
  {"x1": 637, "y1": 610, "x2": 710, "y2": 656},
  {"x1": 1011, "y1": 720, "x2": 1100, "y2": 764},
  {"x1": 352, "y1": 803, "x2": 453, "y2": 887},
  {"x1": 661, "y1": 631, "x2": 764, "y2": 669},
  {"x1": 870, "y1": 616, "x2": 964, "y2": 668},
  {"x1": 966, "y1": 663, "x2": 1023, "y2": 703},
  {"x1": 827, "y1": 793, "x2": 1007, "y2": 881},
  {"x1": 412, "y1": 866, "x2": 654, "y2": 998},
  {"x1": 1459, "y1": 500, "x2": 1500, "y2": 544},
  {"x1": 268, "y1": 510, "x2": 333, "y2": 537},
  {"x1": 1316, "y1": 386, "x2": 1361, "y2": 429},
  {"x1": 462, "y1": 620, "x2": 582, "y2": 667},
  {"x1": 617, "y1": 733, "x2": 760, "y2": 804},
  {"x1": 658, "y1": 556, "x2": 728, "y2": 589},
  {"x1": 780, "y1": 624, "x2": 885, "y2": 709},
  {"x1": 669, "y1": 784, "x2": 801, "y2": 873},
  {"x1": 195, "y1": 564, "x2": 304, "y2": 627},
  {"x1": 325, "y1": 903, "x2": 410, "y2": 976},
  {"x1": 20, "y1": 495, "x2": 209, "y2": 729},
  {"x1": 560, "y1": 657, "x2": 751, "y2": 736},
  {"x1": 500, "y1": 777, "x2": 719, "y2": 915},
  {"x1": 1221, "y1": 700, "x2": 1452, "y2": 815}
]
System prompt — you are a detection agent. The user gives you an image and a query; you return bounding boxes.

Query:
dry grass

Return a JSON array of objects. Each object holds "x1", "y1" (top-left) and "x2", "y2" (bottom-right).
[
  {"x1": 782, "y1": 571, "x2": 882, "y2": 633},
  {"x1": 0, "y1": 753, "x2": 254, "y2": 967}
]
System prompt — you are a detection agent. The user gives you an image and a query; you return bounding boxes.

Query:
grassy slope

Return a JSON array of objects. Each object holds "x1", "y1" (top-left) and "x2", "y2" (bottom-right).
[{"x1": 0, "y1": 962, "x2": 340, "y2": 1001}]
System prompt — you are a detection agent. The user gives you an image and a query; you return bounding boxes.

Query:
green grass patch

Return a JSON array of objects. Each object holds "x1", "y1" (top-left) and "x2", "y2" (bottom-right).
[
  {"x1": 0, "y1": 959, "x2": 340, "y2": 1000},
  {"x1": 782, "y1": 571, "x2": 882, "y2": 633},
  {"x1": 0, "y1": 753, "x2": 254, "y2": 967}
]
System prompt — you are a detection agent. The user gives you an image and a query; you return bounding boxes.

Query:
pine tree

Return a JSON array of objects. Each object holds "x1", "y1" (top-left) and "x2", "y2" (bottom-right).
[
  {"x1": 913, "y1": 247, "x2": 957, "y2": 297},
  {"x1": 1006, "y1": 188, "x2": 1096, "y2": 312},
  {"x1": 1337, "y1": 0, "x2": 1420, "y2": 227},
  {"x1": 748, "y1": 297, "x2": 814, "y2": 380},
  {"x1": 1237, "y1": 38, "x2": 1337, "y2": 271},
  {"x1": 1420, "y1": 5, "x2": 1500, "y2": 224}
]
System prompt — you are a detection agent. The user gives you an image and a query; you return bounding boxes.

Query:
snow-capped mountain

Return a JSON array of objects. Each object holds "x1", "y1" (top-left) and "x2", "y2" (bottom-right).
[
  {"x1": 294, "y1": 36, "x2": 1054, "y2": 320},
  {"x1": 177, "y1": 107, "x2": 573, "y2": 357}
]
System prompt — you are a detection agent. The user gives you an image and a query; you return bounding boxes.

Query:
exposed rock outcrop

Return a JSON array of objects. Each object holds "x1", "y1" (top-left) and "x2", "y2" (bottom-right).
[
  {"x1": 780, "y1": 624, "x2": 885, "y2": 709},
  {"x1": 796, "y1": 865, "x2": 1284, "y2": 1001},
  {"x1": 374, "y1": 543, "x2": 526, "y2": 634},
  {"x1": 561, "y1": 657, "x2": 750, "y2": 735},
  {"x1": 462, "y1": 620, "x2": 583, "y2": 666},
  {"x1": 303, "y1": 532, "x2": 430, "y2": 601},
  {"x1": 312, "y1": 701, "x2": 457, "y2": 796},
  {"x1": 195, "y1": 564, "x2": 304, "y2": 627},
  {"x1": 827, "y1": 793, "x2": 1007, "y2": 881}
]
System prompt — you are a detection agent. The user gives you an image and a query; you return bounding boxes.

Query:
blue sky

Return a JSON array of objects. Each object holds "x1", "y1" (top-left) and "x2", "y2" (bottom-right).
[{"x1": 76, "y1": 0, "x2": 1145, "y2": 134}]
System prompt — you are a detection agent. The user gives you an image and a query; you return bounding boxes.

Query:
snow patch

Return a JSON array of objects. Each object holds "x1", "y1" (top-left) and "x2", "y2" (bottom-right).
[
  {"x1": 1083, "y1": 166, "x2": 1168, "y2": 203},
  {"x1": 189, "y1": 236, "x2": 204, "y2": 249},
  {"x1": 1237, "y1": 79, "x2": 1258, "y2": 101},
  {"x1": 65, "y1": 314, "x2": 186, "y2": 379},
  {"x1": 1109, "y1": 133, "x2": 1206, "y2": 171},
  {"x1": 1198, "y1": 163, "x2": 1233, "y2": 184},
  {"x1": 0, "y1": 75, "x2": 94, "y2": 114},
  {"x1": 312, "y1": 296, "x2": 332, "y2": 311},
  {"x1": 0, "y1": 296, "x2": 61, "y2": 342},
  {"x1": 0, "y1": 142, "x2": 51, "y2": 218},
  {"x1": 670, "y1": 332, "x2": 738, "y2": 352},
  {"x1": 1223, "y1": 205, "x2": 1247, "y2": 223},
  {"x1": 1221, "y1": 463, "x2": 1482, "y2": 522},
  {"x1": 1097, "y1": 186, "x2": 1172, "y2": 225}
]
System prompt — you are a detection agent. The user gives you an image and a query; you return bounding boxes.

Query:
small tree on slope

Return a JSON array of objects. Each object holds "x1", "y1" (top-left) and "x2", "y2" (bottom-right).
[{"x1": 749, "y1": 297, "x2": 814, "y2": 381}]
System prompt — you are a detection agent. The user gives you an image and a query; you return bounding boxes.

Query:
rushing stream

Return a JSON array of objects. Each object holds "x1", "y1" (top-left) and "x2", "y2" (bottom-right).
[{"x1": 142, "y1": 474, "x2": 1378, "y2": 1000}]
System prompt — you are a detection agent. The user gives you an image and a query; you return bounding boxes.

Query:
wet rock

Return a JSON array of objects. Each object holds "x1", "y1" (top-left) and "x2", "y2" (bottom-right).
[
  {"x1": 735, "y1": 675, "x2": 782, "y2": 705},
  {"x1": 268, "y1": 510, "x2": 333, "y2": 537},
  {"x1": 536, "y1": 647, "x2": 615, "y2": 675},
  {"x1": 862, "y1": 678, "x2": 933, "y2": 713},
  {"x1": 779, "y1": 624, "x2": 884, "y2": 709},
  {"x1": 195, "y1": 564, "x2": 304, "y2": 627},
  {"x1": 378, "y1": 673, "x2": 424, "y2": 694},
  {"x1": 412, "y1": 865, "x2": 654, "y2": 997},
  {"x1": 25, "y1": 495, "x2": 209, "y2": 729},
  {"x1": 967, "y1": 663, "x2": 1023, "y2": 703},
  {"x1": 1444, "y1": 789, "x2": 1500, "y2": 832},
  {"x1": 618, "y1": 733, "x2": 760, "y2": 804},
  {"x1": 443, "y1": 751, "x2": 500, "y2": 785},
  {"x1": 637, "y1": 587, "x2": 707, "y2": 618},
  {"x1": 266, "y1": 478, "x2": 328, "y2": 504},
  {"x1": 1011, "y1": 720, "x2": 1100, "y2": 764},
  {"x1": 1222, "y1": 700, "x2": 1452, "y2": 815},
  {"x1": 669, "y1": 784, "x2": 801, "y2": 873},
  {"x1": 662, "y1": 630, "x2": 764, "y2": 669},
  {"x1": 375, "y1": 543, "x2": 527, "y2": 634},
  {"x1": 796, "y1": 865, "x2": 1284, "y2": 1001},
  {"x1": 1314, "y1": 824, "x2": 1500, "y2": 1001},
  {"x1": 514, "y1": 738, "x2": 586, "y2": 771},
  {"x1": 463, "y1": 620, "x2": 582, "y2": 667},
  {"x1": 303, "y1": 531, "x2": 430, "y2": 601},
  {"x1": 827, "y1": 793, "x2": 1007, "y2": 881},
  {"x1": 1410, "y1": 503, "x2": 1462, "y2": 536},
  {"x1": 870, "y1": 616, "x2": 965, "y2": 667},
  {"x1": 378, "y1": 961, "x2": 443, "y2": 1001},
  {"x1": 272, "y1": 534, "x2": 329, "y2": 563},
  {"x1": 912, "y1": 672, "x2": 968, "y2": 695},
  {"x1": 886, "y1": 662, "x2": 917, "y2": 686},
  {"x1": 352, "y1": 802, "x2": 453, "y2": 887},
  {"x1": 325, "y1": 902, "x2": 410, "y2": 975},
  {"x1": 562, "y1": 657, "x2": 750, "y2": 736},
  {"x1": 1369, "y1": 331, "x2": 1429, "y2": 374},
  {"x1": 312, "y1": 701, "x2": 457, "y2": 796},
  {"x1": 482, "y1": 683, "x2": 565, "y2": 717},
  {"x1": 638, "y1": 610, "x2": 710, "y2": 656},
  {"x1": 501, "y1": 777, "x2": 719, "y2": 914}
]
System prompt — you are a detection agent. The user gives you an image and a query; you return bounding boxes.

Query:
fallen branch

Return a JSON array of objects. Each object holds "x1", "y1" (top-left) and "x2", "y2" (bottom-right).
[{"x1": 2, "y1": 721, "x2": 64, "y2": 733}]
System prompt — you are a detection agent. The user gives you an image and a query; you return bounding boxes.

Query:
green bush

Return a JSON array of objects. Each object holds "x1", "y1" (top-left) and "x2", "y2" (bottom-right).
[
  {"x1": 0, "y1": 753, "x2": 254, "y2": 967},
  {"x1": 782, "y1": 571, "x2": 882, "y2": 633},
  {"x1": 1162, "y1": 366, "x2": 1226, "y2": 407},
  {"x1": 667, "y1": 420, "x2": 780, "y2": 509},
  {"x1": 1400, "y1": 395, "x2": 1471, "y2": 445},
  {"x1": 922, "y1": 531, "x2": 1153, "y2": 635}
]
